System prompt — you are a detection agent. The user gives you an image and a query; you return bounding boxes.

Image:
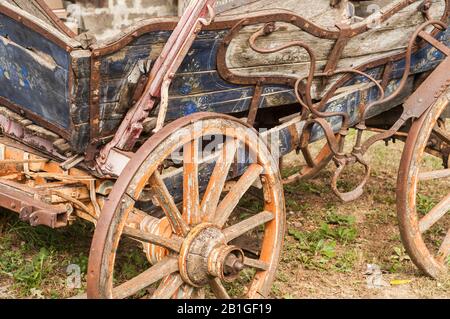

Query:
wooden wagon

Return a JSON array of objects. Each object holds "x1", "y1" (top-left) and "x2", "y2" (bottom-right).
[{"x1": 0, "y1": 0, "x2": 448, "y2": 298}]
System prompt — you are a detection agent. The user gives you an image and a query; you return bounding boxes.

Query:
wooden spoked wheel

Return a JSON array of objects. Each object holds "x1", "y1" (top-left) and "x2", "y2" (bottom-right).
[
  {"x1": 397, "y1": 91, "x2": 450, "y2": 278},
  {"x1": 87, "y1": 113, "x2": 285, "y2": 298}
]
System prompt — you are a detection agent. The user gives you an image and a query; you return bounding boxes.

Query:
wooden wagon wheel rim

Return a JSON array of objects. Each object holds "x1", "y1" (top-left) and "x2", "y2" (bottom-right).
[
  {"x1": 87, "y1": 112, "x2": 285, "y2": 298},
  {"x1": 397, "y1": 91, "x2": 450, "y2": 278}
]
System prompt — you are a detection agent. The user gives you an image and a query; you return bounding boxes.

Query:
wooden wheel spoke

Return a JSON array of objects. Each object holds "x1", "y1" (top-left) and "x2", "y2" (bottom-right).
[
  {"x1": 174, "y1": 284, "x2": 195, "y2": 299},
  {"x1": 243, "y1": 257, "x2": 269, "y2": 271},
  {"x1": 223, "y1": 211, "x2": 274, "y2": 242},
  {"x1": 151, "y1": 274, "x2": 184, "y2": 299},
  {"x1": 419, "y1": 194, "x2": 450, "y2": 233},
  {"x1": 113, "y1": 257, "x2": 178, "y2": 299},
  {"x1": 418, "y1": 168, "x2": 450, "y2": 181},
  {"x1": 183, "y1": 139, "x2": 200, "y2": 225},
  {"x1": 209, "y1": 277, "x2": 230, "y2": 299},
  {"x1": 123, "y1": 226, "x2": 183, "y2": 252},
  {"x1": 433, "y1": 125, "x2": 450, "y2": 144},
  {"x1": 149, "y1": 171, "x2": 190, "y2": 236},
  {"x1": 214, "y1": 164, "x2": 264, "y2": 227},
  {"x1": 201, "y1": 139, "x2": 237, "y2": 221},
  {"x1": 437, "y1": 229, "x2": 450, "y2": 262}
]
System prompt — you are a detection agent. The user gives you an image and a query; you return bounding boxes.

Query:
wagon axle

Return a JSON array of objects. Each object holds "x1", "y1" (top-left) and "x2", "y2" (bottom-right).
[{"x1": 178, "y1": 223, "x2": 246, "y2": 287}]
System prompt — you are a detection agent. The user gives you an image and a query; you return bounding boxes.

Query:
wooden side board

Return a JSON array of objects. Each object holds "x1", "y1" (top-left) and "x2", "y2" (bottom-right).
[
  {"x1": 84, "y1": 1, "x2": 447, "y2": 142},
  {"x1": 0, "y1": 1, "x2": 80, "y2": 138}
]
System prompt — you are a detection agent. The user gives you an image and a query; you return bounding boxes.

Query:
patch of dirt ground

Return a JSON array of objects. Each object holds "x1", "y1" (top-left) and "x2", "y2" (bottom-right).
[{"x1": 272, "y1": 133, "x2": 450, "y2": 299}]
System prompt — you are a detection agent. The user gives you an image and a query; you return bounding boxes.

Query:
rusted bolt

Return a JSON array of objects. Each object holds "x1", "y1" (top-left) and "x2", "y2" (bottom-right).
[
  {"x1": 232, "y1": 260, "x2": 245, "y2": 272},
  {"x1": 263, "y1": 23, "x2": 276, "y2": 35},
  {"x1": 224, "y1": 253, "x2": 244, "y2": 275}
]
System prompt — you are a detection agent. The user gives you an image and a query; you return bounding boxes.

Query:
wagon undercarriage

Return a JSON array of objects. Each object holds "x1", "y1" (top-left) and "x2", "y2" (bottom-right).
[{"x1": 0, "y1": 0, "x2": 448, "y2": 298}]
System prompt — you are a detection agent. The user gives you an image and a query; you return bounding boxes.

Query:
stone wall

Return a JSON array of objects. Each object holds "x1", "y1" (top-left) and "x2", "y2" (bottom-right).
[{"x1": 66, "y1": 0, "x2": 178, "y2": 40}]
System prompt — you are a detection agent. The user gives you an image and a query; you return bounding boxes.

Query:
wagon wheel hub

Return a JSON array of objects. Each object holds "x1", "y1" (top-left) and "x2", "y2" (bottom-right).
[{"x1": 178, "y1": 223, "x2": 245, "y2": 287}]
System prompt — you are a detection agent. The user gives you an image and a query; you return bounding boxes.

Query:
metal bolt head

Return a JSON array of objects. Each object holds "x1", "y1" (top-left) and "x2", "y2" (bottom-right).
[{"x1": 232, "y1": 260, "x2": 245, "y2": 273}]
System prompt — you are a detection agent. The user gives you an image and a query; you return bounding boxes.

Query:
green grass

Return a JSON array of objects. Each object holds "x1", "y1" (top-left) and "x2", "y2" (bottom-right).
[
  {"x1": 0, "y1": 210, "x2": 93, "y2": 298},
  {"x1": 416, "y1": 194, "x2": 436, "y2": 215},
  {"x1": 287, "y1": 211, "x2": 358, "y2": 272},
  {"x1": 387, "y1": 246, "x2": 411, "y2": 273},
  {"x1": 0, "y1": 241, "x2": 59, "y2": 296}
]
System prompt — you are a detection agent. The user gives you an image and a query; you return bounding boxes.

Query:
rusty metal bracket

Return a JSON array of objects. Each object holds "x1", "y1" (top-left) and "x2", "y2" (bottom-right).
[
  {"x1": 321, "y1": 23, "x2": 352, "y2": 89},
  {"x1": 381, "y1": 59, "x2": 395, "y2": 90},
  {"x1": 331, "y1": 153, "x2": 371, "y2": 202},
  {"x1": 419, "y1": 0, "x2": 433, "y2": 21},
  {"x1": 247, "y1": 83, "x2": 263, "y2": 126},
  {"x1": 402, "y1": 58, "x2": 450, "y2": 120},
  {"x1": 0, "y1": 180, "x2": 68, "y2": 228}
]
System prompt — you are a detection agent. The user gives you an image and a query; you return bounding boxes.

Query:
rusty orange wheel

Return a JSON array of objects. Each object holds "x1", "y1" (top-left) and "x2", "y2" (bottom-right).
[
  {"x1": 87, "y1": 113, "x2": 285, "y2": 298},
  {"x1": 397, "y1": 90, "x2": 450, "y2": 278}
]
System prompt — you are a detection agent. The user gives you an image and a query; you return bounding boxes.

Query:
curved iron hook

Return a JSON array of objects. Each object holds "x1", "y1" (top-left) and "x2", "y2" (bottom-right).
[{"x1": 331, "y1": 153, "x2": 371, "y2": 202}]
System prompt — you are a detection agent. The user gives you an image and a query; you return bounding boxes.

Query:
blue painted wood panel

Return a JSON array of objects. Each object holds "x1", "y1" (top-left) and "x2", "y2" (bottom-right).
[
  {"x1": 96, "y1": 27, "x2": 449, "y2": 130},
  {"x1": 0, "y1": 11, "x2": 71, "y2": 130}
]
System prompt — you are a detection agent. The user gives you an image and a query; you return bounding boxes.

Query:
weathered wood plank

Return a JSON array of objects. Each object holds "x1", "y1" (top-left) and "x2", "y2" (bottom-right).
[
  {"x1": 227, "y1": 0, "x2": 446, "y2": 71},
  {"x1": 95, "y1": 40, "x2": 447, "y2": 140},
  {"x1": 0, "y1": 1, "x2": 84, "y2": 146},
  {"x1": 6, "y1": 0, "x2": 76, "y2": 37},
  {"x1": 0, "y1": 34, "x2": 70, "y2": 129},
  {"x1": 222, "y1": 0, "x2": 345, "y2": 28},
  {"x1": 94, "y1": 0, "x2": 446, "y2": 112}
]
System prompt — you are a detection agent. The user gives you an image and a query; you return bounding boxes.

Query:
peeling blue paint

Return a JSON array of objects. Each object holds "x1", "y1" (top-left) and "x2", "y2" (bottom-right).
[
  {"x1": 20, "y1": 67, "x2": 31, "y2": 88},
  {"x1": 183, "y1": 101, "x2": 198, "y2": 115},
  {"x1": 180, "y1": 84, "x2": 192, "y2": 95},
  {"x1": 0, "y1": 11, "x2": 70, "y2": 129}
]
